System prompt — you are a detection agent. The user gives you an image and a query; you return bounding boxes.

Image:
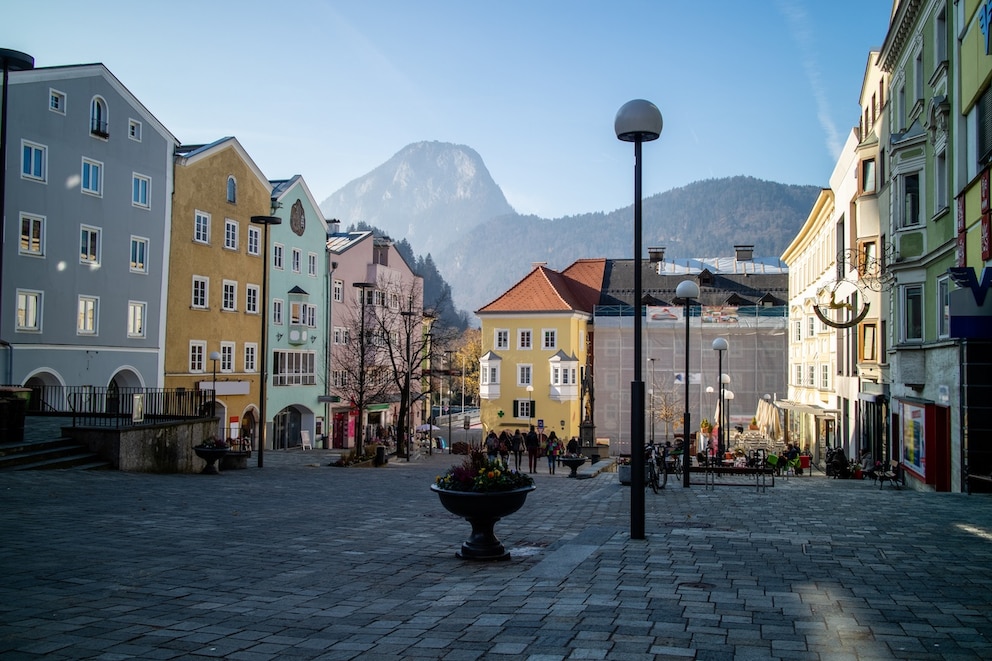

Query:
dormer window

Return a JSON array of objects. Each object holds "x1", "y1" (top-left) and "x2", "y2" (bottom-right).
[
  {"x1": 227, "y1": 176, "x2": 237, "y2": 203},
  {"x1": 479, "y1": 351, "x2": 502, "y2": 400},
  {"x1": 90, "y1": 96, "x2": 108, "y2": 138}
]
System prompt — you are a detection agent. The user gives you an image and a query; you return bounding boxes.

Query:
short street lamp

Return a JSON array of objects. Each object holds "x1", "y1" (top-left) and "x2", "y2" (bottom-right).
[
  {"x1": 676, "y1": 279, "x2": 700, "y2": 488},
  {"x1": 209, "y1": 350, "x2": 221, "y2": 427},
  {"x1": 712, "y1": 337, "x2": 729, "y2": 458},
  {"x1": 615, "y1": 98, "x2": 663, "y2": 541}
]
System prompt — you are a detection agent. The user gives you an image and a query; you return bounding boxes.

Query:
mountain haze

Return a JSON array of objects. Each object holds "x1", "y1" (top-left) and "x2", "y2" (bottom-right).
[
  {"x1": 319, "y1": 141, "x2": 515, "y2": 255},
  {"x1": 321, "y1": 143, "x2": 820, "y2": 317}
]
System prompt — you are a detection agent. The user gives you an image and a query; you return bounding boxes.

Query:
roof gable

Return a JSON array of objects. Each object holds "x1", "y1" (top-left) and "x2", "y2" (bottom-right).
[{"x1": 476, "y1": 259, "x2": 606, "y2": 314}]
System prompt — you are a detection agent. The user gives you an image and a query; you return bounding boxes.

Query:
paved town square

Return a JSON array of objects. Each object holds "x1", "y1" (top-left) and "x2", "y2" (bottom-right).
[{"x1": 2, "y1": 451, "x2": 992, "y2": 660}]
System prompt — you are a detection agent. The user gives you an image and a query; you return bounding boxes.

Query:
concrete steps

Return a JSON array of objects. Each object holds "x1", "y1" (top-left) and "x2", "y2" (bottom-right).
[{"x1": 0, "y1": 438, "x2": 112, "y2": 471}]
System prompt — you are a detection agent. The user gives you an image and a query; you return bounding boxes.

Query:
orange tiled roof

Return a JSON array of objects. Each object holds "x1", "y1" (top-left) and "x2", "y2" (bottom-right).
[{"x1": 476, "y1": 259, "x2": 606, "y2": 314}]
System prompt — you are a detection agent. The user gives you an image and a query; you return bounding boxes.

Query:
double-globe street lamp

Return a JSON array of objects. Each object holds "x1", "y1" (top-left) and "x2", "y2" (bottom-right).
[
  {"x1": 353, "y1": 281, "x2": 376, "y2": 456},
  {"x1": 676, "y1": 280, "x2": 700, "y2": 487},
  {"x1": 210, "y1": 350, "x2": 221, "y2": 434},
  {"x1": 250, "y1": 215, "x2": 282, "y2": 468},
  {"x1": 712, "y1": 337, "x2": 729, "y2": 459},
  {"x1": 615, "y1": 98, "x2": 663, "y2": 541}
]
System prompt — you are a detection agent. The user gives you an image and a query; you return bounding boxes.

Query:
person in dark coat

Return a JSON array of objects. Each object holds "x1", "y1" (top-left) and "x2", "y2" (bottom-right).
[
  {"x1": 525, "y1": 425, "x2": 540, "y2": 473},
  {"x1": 511, "y1": 429, "x2": 524, "y2": 470}
]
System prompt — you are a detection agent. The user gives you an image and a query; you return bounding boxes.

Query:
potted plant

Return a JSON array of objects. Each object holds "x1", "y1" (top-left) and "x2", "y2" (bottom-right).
[
  {"x1": 431, "y1": 449, "x2": 535, "y2": 560},
  {"x1": 700, "y1": 418, "x2": 712, "y2": 435},
  {"x1": 193, "y1": 437, "x2": 229, "y2": 474},
  {"x1": 616, "y1": 455, "x2": 632, "y2": 484},
  {"x1": 749, "y1": 417, "x2": 759, "y2": 431}
]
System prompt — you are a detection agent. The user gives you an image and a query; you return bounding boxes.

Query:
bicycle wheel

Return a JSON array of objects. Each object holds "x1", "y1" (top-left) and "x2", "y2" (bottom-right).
[
  {"x1": 659, "y1": 461, "x2": 668, "y2": 489},
  {"x1": 648, "y1": 462, "x2": 659, "y2": 494},
  {"x1": 673, "y1": 458, "x2": 683, "y2": 482}
]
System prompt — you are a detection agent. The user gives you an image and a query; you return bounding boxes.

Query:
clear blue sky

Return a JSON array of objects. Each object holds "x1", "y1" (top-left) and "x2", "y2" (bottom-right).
[{"x1": 5, "y1": 0, "x2": 893, "y2": 219}]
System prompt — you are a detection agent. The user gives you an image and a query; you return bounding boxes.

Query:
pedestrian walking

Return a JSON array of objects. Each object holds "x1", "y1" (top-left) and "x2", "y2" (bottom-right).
[
  {"x1": 546, "y1": 431, "x2": 560, "y2": 474},
  {"x1": 511, "y1": 429, "x2": 524, "y2": 471},
  {"x1": 525, "y1": 425, "x2": 540, "y2": 473},
  {"x1": 498, "y1": 431, "x2": 511, "y2": 468},
  {"x1": 485, "y1": 431, "x2": 499, "y2": 464}
]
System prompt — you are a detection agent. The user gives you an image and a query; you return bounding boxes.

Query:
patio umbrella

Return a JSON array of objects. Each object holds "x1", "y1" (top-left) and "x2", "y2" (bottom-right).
[{"x1": 416, "y1": 423, "x2": 440, "y2": 432}]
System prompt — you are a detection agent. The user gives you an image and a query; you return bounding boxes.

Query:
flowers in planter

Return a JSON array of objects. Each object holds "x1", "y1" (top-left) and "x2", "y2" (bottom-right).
[
  {"x1": 197, "y1": 437, "x2": 229, "y2": 449},
  {"x1": 616, "y1": 456, "x2": 631, "y2": 466},
  {"x1": 435, "y1": 449, "x2": 534, "y2": 492}
]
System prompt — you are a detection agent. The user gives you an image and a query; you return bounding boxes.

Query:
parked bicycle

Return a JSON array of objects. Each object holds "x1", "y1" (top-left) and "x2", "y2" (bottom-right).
[{"x1": 645, "y1": 440, "x2": 667, "y2": 493}]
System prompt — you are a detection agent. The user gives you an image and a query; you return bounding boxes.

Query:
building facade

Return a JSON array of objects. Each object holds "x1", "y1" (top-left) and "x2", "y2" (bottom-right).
[{"x1": 2, "y1": 63, "x2": 176, "y2": 394}]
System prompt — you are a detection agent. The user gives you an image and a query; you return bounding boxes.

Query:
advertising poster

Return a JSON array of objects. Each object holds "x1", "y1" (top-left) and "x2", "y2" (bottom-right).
[{"x1": 902, "y1": 401, "x2": 926, "y2": 475}]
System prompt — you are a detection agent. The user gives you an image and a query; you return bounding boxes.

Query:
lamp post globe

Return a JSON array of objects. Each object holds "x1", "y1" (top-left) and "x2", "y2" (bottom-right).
[
  {"x1": 712, "y1": 337, "x2": 729, "y2": 458},
  {"x1": 615, "y1": 98, "x2": 663, "y2": 541},
  {"x1": 675, "y1": 279, "x2": 699, "y2": 487}
]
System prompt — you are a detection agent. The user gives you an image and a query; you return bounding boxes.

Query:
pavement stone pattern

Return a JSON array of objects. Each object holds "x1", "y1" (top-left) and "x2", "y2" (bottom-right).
[{"x1": 2, "y1": 438, "x2": 992, "y2": 660}]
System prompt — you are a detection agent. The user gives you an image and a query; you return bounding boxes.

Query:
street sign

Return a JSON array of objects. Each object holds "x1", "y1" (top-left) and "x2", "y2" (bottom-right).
[{"x1": 537, "y1": 419, "x2": 544, "y2": 430}]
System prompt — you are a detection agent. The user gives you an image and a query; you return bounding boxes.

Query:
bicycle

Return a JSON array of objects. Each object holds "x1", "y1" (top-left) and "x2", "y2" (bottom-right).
[
  {"x1": 667, "y1": 452, "x2": 683, "y2": 483},
  {"x1": 645, "y1": 440, "x2": 666, "y2": 493}
]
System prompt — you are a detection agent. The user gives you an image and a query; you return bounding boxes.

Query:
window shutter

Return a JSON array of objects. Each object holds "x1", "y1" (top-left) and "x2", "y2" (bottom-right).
[
  {"x1": 513, "y1": 400, "x2": 518, "y2": 417},
  {"x1": 531, "y1": 401, "x2": 537, "y2": 418}
]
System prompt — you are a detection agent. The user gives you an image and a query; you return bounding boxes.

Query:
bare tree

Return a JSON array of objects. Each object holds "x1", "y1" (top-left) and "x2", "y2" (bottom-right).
[{"x1": 651, "y1": 385, "x2": 683, "y2": 442}]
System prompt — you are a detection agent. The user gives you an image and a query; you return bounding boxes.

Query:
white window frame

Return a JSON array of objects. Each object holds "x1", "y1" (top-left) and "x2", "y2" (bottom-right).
[
  {"x1": 806, "y1": 316, "x2": 815, "y2": 338},
  {"x1": 226, "y1": 176, "x2": 237, "y2": 203},
  {"x1": 224, "y1": 219, "x2": 239, "y2": 250},
  {"x1": 273, "y1": 350, "x2": 317, "y2": 386},
  {"x1": 793, "y1": 320, "x2": 801, "y2": 342},
  {"x1": 80, "y1": 225, "x2": 101, "y2": 265},
  {"x1": 272, "y1": 298, "x2": 284, "y2": 325},
  {"x1": 220, "y1": 342, "x2": 235, "y2": 372},
  {"x1": 333, "y1": 279, "x2": 343, "y2": 302},
  {"x1": 222, "y1": 280, "x2": 237, "y2": 311},
  {"x1": 334, "y1": 327, "x2": 349, "y2": 344},
  {"x1": 19, "y1": 213, "x2": 45, "y2": 257},
  {"x1": 16, "y1": 289, "x2": 42, "y2": 332},
  {"x1": 244, "y1": 343, "x2": 258, "y2": 373},
  {"x1": 132, "y1": 173, "x2": 150, "y2": 209},
  {"x1": 190, "y1": 341, "x2": 206, "y2": 373},
  {"x1": 49, "y1": 89, "x2": 66, "y2": 114},
  {"x1": 130, "y1": 236, "x2": 149, "y2": 274},
  {"x1": 246, "y1": 284, "x2": 259, "y2": 314},
  {"x1": 128, "y1": 118, "x2": 142, "y2": 142},
  {"x1": 516, "y1": 399, "x2": 534, "y2": 419},
  {"x1": 938, "y1": 276, "x2": 950, "y2": 339},
  {"x1": 127, "y1": 301, "x2": 146, "y2": 338},
  {"x1": 308, "y1": 252, "x2": 317, "y2": 276},
  {"x1": 902, "y1": 283, "x2": 924, "y2": 342},
  {"x1": 292, "y1": 248, "x2": 302, "y2": 273},
  {"x1": 273, "y1": 243, "x2": 284, "y2": 269},
  {"x1": 518, "y1": 329, "x2": 532, "y2": 350},
  {"x1": 81, "y1": 157, "x2": 103, "y2": 196},
  {"x1": 89, "y1": 96, "x2": 108, "y2": 138},
  {"x1": 495, "y1": 329, "x2": 509, "y2": 350},
  {"x1": 897, "y1": 171, "x2": 922, "y2": 229},
  {"x1": 194, "y1": 211, "x2": 210, "y2": 244},
  {"x1": 192, "y1": 276, "x2": 208, "y2": 309},
  {"x1": 517, "y1": 364, "x2": 532, "y2": 386},
  {"x1": 542, "y1": 329, "x2": 556, "y2": 350},
  {"x1": 21, "y1": 140, "x2": 46, "y2": 182},
  {"x1": 247, "y1": 226, "x2": 260, "y2": 256},
  {"x1": 807, "y1": 365, "x2": 815, "y2": 388},
  {"x1": 77, "y1": 295, "x2": 99, "y2": 335},
  {"x1": 794, "y1": 364, "x2": 803, "y2": 386},
  {"x1": 820, "y1": 364, "x2": 830, "y2": 390}
]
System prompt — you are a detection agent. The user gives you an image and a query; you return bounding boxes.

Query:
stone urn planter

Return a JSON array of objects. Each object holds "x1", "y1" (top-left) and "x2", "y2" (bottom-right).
[
  {"x1": 560, "y1": 455, "x2": 587, "y2": 478},
  {"x1": 193, "y1": 446, "x2": 229, "y2": 474},
  {"x1": 430, "y1": 484, "x2": 535, "y2": 561}
]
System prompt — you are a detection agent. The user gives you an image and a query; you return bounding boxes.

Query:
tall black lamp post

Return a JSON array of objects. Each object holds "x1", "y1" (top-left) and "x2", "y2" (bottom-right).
[
  {"x1": 712, "y1": 337, "x2": 728, "y2": 459},
  {"x1": 445, "y1": 350, "x2": 454, "y2": 451},
  {"x1": 353, "y1": 281, "x2": 375, "y2": 455},
  {"x1": 400, "y1": 310, "x2": 415, "y2": 461},
  {"x1": 0, "y1": 49, "x2": 34, "y2": 366},
  {"x1": 209, "y1": 350, "x2": 220, "y2": 433},
  {"x1": 616, "y1": 99, "x2": 662, "y2": 540},
  {"x1": 251, "y1": 215, "x2": 281, "y2": 468},
  {"x1": 676, "y1": 279, "x2": 699, "y2": 487}
]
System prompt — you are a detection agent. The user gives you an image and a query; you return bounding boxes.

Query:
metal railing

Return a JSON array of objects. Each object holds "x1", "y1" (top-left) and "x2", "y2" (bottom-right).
[{"x1": 7, "y1": 385, "x2": 212, "y2": 429}]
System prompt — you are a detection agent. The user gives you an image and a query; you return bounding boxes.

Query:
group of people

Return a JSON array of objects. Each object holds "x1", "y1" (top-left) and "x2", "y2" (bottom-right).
[{"x1": 484, "y1": 427, "x2": 579, "y2": 475}]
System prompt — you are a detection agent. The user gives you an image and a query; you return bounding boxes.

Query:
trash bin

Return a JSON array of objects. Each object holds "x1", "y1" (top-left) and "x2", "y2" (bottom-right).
[
  {"x1": 0, "y1": 395, "x2": 28, "y2": 443},
  {"x1": 374, "y1": 445, "x2": 387, "y2": 466}
]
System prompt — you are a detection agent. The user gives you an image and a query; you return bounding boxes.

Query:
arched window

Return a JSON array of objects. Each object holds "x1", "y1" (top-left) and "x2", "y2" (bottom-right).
[
  {"x1": 90, "y1": 96, "x2": 108, "y2": 137},
  {"x1": 227, "y1": 176, "x2": 237, "y2": 203}
]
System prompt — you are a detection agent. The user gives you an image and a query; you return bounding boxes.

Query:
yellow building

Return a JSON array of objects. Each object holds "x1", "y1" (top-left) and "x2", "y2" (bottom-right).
[
  {"x1": 166, "y1": 138, "x2": 272, "y2": 442},
  {"x1": 475, "y1": 260, "x2": 605, "y2": 441}
]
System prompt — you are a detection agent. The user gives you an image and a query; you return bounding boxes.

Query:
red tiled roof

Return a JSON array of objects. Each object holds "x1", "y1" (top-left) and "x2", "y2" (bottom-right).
[{"x1": 476, "y1": 259, "x2": 606, "y2": 314}]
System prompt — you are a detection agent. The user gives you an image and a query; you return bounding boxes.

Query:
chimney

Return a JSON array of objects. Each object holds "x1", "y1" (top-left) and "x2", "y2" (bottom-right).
[
  {"x1": 734, "y1": 244, "x2": 754, "y2": 262},
  {"x1": 328, "y1": 218, "x2": 341, "y2": 235},
  {"x1": 532, "y1": 262, "x2": 548, "y2": 269},
  {"x1": 647, "y1": 246, "x2": 666, "y2": 264}
]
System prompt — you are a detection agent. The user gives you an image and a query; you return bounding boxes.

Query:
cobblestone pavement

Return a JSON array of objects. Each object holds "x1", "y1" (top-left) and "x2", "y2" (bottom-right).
[{"x1": 2, "y1": 448, "x2": 992, "y2": 660}]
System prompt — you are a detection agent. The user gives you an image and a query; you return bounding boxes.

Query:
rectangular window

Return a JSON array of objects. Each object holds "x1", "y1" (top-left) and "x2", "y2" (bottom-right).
[
  {"x1": 292, "y1": 248, "x2": 302, "y2": 273},
  {"x1": 80, "y1": 225, "x2": 101, "y2": 264},
  {"x1": 246, "y1": 284, "x2": 259, "y2": 314},
  {"x1": 192, "y1": 276, "x2": 208, "y2": 309},
  {"x1": 130, "y1": 236, "x2": 148, "y2": 273},
  {"x1": 189, "y1": 341, "x2": 205, "y2": 373},
  {"x1": 935, "y1": 150, "x2": 948, "y2": 213},
  {"x1": 518, "y1": 329, "x2": 532, "y2": 350},
  {"x1": 244, "y1": 343, "x2": 257, "y2": 373},
  {"x1": 21, "y1": 140, "x2": 46, "y2": 182},
  {"x1": 220, "y1": 342, "x2": 234, "y2": 372},
  {"x1": 861, "y1": 159, "x2": 876, "y2": 194},
  {"x1": 333, "y1": 279, "x2": 343, "y2": 302},
  {"x1": 938, "y1": 277, "x2": 950, "y2": 339},
  {"x1": 793, "y1": 320, "x2": 801, "y2": 342},
  {"x1": 16, "y1": 290, "x2": 41, "y2": 331},
  {"x1": 247, "y1": 226, "x2": 260, "y2": 256},
  {"x1": 516, "y1": 399, "x2": 534, "y2": 419},
  {"x1": 224, "y1": 219, "x2": 238, "y2": 250},
  {"x1": 806, "y1": 316, "x2": 815, "y2": 338},
  {"x1": 861, "y1": 323, "x2": 877, "y2": 362},
  {"x1": 128, "y1": 119, "x2": 142, "y2": 141},
  {"x1": 194, "y1": 211, "x2": 210, "y2": 244},
  {"x1": 794, "y1": 364, "x2": 803, "y2": 386},
  {"x1": 273, "y1": 350, "x2": 317, "y2": 386},
  {"x1": 19, "y1": 213, "x2": 44, "y2": 256},
  {"x1": 903, "y1": 284, "x2": 923, "y2": 342},
  {"x1": 518, "y1": 364, "x2": 532, "y2": 386},
  {"x1": 332, "y1": 369, "x2": 347, "y2": 388},
  {"x1": 81, "y1": 158, "x2": 102, "y2": 196},
  {"x1": 132, "y1": 174, "x2": 150, "y2": 208},
  {"x1": 900, "y1": 172, "x2": 921, "y2": 227},
  {"x1": 77, "y1": 296, "x2": 98, "y2": 335},
  {"x1": 272, "y1": 299, "x2": 283, "y2": 325},
  {"x1": 49, "y1": 89, "x2": 66, "y2": 114},
  {"x1": 543, "y1": 329, "x2": 556, "y2": 350},
  {"x1": 807, "y1": 365, "x2": 815, "y2": 388},
  {"x1": 308, "y1": 253, "x2": 317, "y2": 276},
  {"x1": 820, "y1": 364, "x2": 830, "y2": 390},
  {"x1": 127, "y1": 301, "x2": 145, "y2": 338},
  {"x1": 495, "y1": 329, "x2": 509, "y2": 350},
  {"x1": 222, "y1": 280, "x2": 237, "y2": 311},
  {"x1": 273, "y1": 244, "x2": 284, "y2": 269},
  {"x1": 304, "y1": 303, "x2": 317, "y2": 327}
]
